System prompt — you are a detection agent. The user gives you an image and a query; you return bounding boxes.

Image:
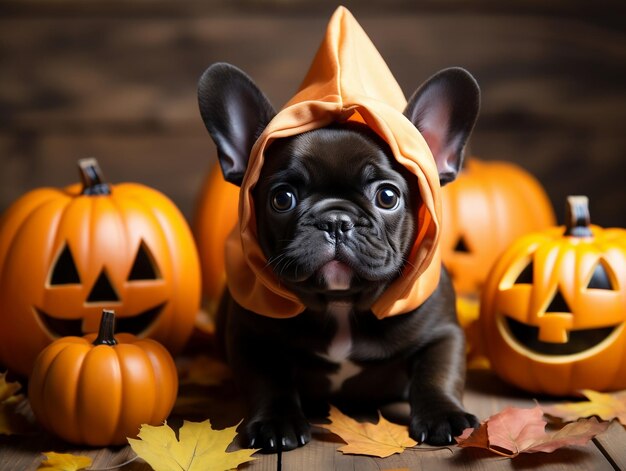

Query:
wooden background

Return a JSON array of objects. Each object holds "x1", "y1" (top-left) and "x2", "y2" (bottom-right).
[{"x1": 1, "y1": 0, "x2": 625, "y2": 229}]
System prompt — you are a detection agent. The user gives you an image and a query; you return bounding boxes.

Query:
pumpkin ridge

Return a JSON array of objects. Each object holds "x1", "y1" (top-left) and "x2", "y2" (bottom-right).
[
  {"x1": 0, "y1": 196, "x2": 70, "y2": 370},
  {"x1": 20, "y1": 196, "x2": 72, "y2": 279},
  {"x1": 125, "y1": 187, "x2": 200, "y2": 343},
  {"x1": 28, "y1": 339, "x2": 68, "y2": 434},
  {"x1": 0, "y1": 188, "x2": 63, "y2": 266},
  {"x1": 79, "y1": 344, "x2": 123, "y2": 445},
  {"x1": 114, "y1": 342, "x2": 159, "y2": 442},
  {"x1": 89, "y1": 192, "x2": 127, "y2": 302},
  {"x1": 47, "y1": 341, "x2": 90, "y2": 443},
  {"x1": 137, "y1": 338, "x2": 179, "y2": 422},
  {"x1": 118, "y1": 188, "x2": 176, "y2": 334}
]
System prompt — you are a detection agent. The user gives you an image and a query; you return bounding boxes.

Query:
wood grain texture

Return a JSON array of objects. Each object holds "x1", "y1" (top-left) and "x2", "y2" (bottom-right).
[
  {"x1": 0, "y1": 371, "x2": 621, "y2": 471},
  {"x1": 0, "y1": 4, "x2": 624, "y2": 228}
]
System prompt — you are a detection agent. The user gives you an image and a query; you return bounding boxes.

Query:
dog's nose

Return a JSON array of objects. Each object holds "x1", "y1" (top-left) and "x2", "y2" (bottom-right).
[{"x1": 316, "y1": 212, "x2": 355, "y2": 240}]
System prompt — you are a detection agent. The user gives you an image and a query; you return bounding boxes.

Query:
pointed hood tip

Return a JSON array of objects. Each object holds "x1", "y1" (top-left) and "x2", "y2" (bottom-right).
[{"x1": 288, "y1": 4, "x2": 406, "y2": 113}]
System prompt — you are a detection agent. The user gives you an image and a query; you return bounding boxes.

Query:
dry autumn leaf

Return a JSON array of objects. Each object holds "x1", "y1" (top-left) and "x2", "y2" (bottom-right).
[
  {"x1": 128, "y1": 419, "x2": 257, "y2": 471},
  {"x1": 544, "y1": 389, "x2": 626, "y2": 426},
  {"x1": 456, "y1": 405, "x2": 608, "y2": 457},
  {"x1": 178, "y1": 355, "x2": 232, "y2": 386},
  {"x1": 0, "y1": 371, "x2": 32, "y2": 435},
  {"x1": 317, "y1": 406, "x2": 417, "y2": 458},
  {"x1": 37, "y1": 452, "x2": 92, "y2": 471},
  {"x1": 0, "y1": 371, "x2": 20, "y2": 401}
]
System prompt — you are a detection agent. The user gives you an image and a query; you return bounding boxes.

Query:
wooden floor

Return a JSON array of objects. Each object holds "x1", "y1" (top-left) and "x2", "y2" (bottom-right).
[{"x1": 1, "y1": 367, "x2": 625, "y2": 471}]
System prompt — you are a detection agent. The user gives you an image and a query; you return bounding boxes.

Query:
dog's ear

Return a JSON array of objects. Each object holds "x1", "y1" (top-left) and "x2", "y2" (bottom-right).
[
  {"x1": 198, "y1": 63, "x2": 276, "y2": 186},
  {"x1": 404, "y1": 68, "x2": 480, "y2": 186}
]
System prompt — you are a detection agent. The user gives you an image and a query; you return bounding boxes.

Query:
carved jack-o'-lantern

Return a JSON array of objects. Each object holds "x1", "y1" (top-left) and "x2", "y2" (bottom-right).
[
  {"x1": 0, "y1": 159, "x2": 201, "y2": 376},
  {"x1": 441, "y1": 159, "x2": 555, "y2": 367},
  {"x1": 441, "y1": 159, "x2": 555, "y2": 297},
  {"x1": 480, "y1": 196, "x2": 626, "y2": 395}
]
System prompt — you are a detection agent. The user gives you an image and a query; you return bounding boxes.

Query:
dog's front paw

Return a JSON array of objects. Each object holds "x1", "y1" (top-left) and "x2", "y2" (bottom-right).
[
  {"x1": 243, "y1": 413, "x2": 311, "y2": 453},
  {"x1": 410, "y1": 405, "x2": 479, "y2": 446}
]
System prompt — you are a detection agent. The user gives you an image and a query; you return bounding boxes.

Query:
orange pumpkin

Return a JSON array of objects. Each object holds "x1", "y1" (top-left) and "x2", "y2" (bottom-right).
[
  {"x1": 441, "y1": 158, "x2": 555, "y2": 297},
  {"x1": 441, "y1": 158, "x2": 555, "y2": 367},
  {"x1": 480, "y1": 196, "x2": 626, "y2": 395},
  {"x1": 0, "y1": 158, "x2": 201, "y2": 376},
  {"x1": 29, "y1": 310, "x2": 178, "y2": 445},
  {"x1": 193, "y1": 162, "x2": 238, "y2": 324}
]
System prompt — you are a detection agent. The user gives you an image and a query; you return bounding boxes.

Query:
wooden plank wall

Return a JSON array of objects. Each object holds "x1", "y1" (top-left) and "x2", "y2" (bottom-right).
[{"x1": 1, "y1": 0, "x2": 625, "y2": 229}]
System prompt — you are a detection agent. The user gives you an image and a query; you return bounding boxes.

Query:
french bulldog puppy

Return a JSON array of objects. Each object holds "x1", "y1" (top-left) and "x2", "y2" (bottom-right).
[{"x1": 198, "y1": 62, "x2": 480, "y2": 452}]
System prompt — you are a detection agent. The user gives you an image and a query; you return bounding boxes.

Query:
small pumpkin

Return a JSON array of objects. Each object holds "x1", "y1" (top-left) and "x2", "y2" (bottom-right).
[
  {"x1": 441, "y1": 158, "x2": 555, "y2": 297},
  {"x1": 480, "y1": 196, "x2": 626, "y2": 395},
  {"x1": 0, "y1": 158, "x2": 201, "y2": 376},
  {"x1": 28, "y1": 310, "x2": 178, "y2": 446},
  {"x1": 193, "y1": 162, "x2": 239, "y2": 322}
]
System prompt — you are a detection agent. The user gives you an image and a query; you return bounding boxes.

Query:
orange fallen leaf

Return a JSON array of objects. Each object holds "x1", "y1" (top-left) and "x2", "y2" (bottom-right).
[
  {"x1": 544, "y1": 389, "x2": 626, "y2": 426},
  {"x1": 178, "y1": 355, "x2": 232, "y2": 386},
  {"x1": 37, "y1": 452, "x2": 92, "y2": 471},
  {"x1": 316, "y1": 406, "x2": 417, "y2": 458},
  {"x1": 0, "y1": 371, "x2": 33, "y2": 435},
  {"x1": 525, "y1": 418, "x2": 609, "y2": 453},
  {"x1": 456, "y1": 405, "x2": 608, "y2": 457}
]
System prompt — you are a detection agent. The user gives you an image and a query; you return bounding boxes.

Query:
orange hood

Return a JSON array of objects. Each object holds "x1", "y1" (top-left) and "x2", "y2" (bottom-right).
[{"x1": 225, "y1": 6, "x2": 442, "y2": 319}]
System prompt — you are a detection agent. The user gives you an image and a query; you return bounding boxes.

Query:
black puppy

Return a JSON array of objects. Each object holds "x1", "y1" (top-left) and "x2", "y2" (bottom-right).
[{"x1": 198, "y1": 63, "x2": 480, "y2": 451}]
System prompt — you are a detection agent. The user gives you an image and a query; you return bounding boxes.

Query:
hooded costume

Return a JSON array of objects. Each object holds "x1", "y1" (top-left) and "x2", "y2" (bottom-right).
[{"x1": 224, "y1": 6, "x2": 442, "y2": 319}]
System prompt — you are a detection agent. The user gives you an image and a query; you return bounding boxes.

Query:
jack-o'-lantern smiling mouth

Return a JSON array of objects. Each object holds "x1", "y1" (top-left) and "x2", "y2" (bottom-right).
[
  {"x1": 36, "y1": 239, "x2": 168, "y2": 338},
  {"x1": 34, "y1": 302, "x2": 166, "y2": 338},
  {"x1": 498, "y1": 315, "x2": 624, "y2": 361}
]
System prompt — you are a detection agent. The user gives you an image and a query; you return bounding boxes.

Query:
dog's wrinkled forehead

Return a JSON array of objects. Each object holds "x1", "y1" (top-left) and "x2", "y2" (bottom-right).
[{"x1": 260, "y1": 125, "x2": 410, "y2": 193}]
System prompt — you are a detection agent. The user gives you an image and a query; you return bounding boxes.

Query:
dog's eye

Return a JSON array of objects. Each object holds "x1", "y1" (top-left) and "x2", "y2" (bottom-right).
[
  {"x1": 375, "y1": 187, "x2": 400, "y2": 210},
  {"x1": 271, "y1": 187, "x2": 297, "y2": 212}
]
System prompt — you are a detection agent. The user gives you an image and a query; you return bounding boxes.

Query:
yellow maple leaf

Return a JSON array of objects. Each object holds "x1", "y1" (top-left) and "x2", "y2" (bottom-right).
[
  {"x1": 0, "y1": 371, "x2": 32, "y2": 435},
  {"x1": 317, "y1": 406, "x2": 417, "y2": 458},
  {"x1": 128, "y1": 419, "x2": 257, "y2": 471},
  {"x1": 544, "y1": 389, "x2": 626, "y2": 426},
  {"x1": 37, "y1": 452, "x2": 92, "y2": 471}
]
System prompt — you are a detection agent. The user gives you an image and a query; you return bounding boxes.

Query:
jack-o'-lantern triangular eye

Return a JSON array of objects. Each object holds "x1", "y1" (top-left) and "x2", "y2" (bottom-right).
[
  {"x1": 587, "y1": 261, "x2": 615, "y2": 291},
  {"x1": 514, "y1": 260, "x2": 534, "y2": 285},
  {"x1": 49, "y1": 244, "x2": 81, "y2": 285},
  {"x1": 128, "y1": 241, "x2": 161, "y2": 281},
  {"x1": 453, "y1": 236, "x2": 470, "y2": 253}
]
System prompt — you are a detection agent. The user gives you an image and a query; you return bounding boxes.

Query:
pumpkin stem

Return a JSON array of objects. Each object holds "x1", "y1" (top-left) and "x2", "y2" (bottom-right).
[
  {"x1": 78, "y1": 158, "x2": 112, "y2": 195},
  {"x1": 93, "y1": 310, "x2": 118, "y2": 346},
  {"x1": 564, "y1": 195, "x2": 592, "y2": 237}
]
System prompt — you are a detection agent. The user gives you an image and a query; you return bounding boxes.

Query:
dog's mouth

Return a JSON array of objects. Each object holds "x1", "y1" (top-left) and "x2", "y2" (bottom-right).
[
  {"x1": 502, "y1": 315, "x2": 622, "y2": 357},
  {"x1": 35, "y1": 303, "x2": 165, "y2": 338},
  {"x1": 316, "y1": 260, "x2": 354, "y2": 291}
]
